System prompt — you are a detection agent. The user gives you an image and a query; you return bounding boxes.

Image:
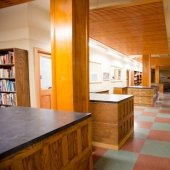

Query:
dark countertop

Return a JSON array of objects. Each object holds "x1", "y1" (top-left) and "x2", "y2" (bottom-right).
[
  {"x1": 90, "y1": 93, "x2": 133, "y2": 103},
  {"x1": 0, "y1": 107, "x2": 91, "y2": 160},
  {"x1": 128, "y1": 86, "x2": 154, "y2": 89}
]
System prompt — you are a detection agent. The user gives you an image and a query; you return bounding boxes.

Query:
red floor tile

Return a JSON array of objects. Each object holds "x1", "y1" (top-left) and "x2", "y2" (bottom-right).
[
  {"x1": 159, "y1": 110, "x2": 170, "y2": 114},
  {"x1": 161, "y1": 104, "x2": 170, "y2": 107},
  {"x1": 148, "y1": 130, "x2": 170, "y2": 142},
  {"x1": 135, "y1": 121, "x2": 153, "y2": 129},
  {"x1": 155, "y1": 117, "x2": 170, "y2": 123},
  {"x1": 142, "y1": 112, "x2": 157, "y2": 117},
  {"x1": 121, "y1": 137, "x2": 145, "y2": 153},
  {"x1": 134, "y1": 154, "x2": 170, "y2": 170},
  {"x1": 93, "y1": 147, "x2": 108, "y2": 163}
]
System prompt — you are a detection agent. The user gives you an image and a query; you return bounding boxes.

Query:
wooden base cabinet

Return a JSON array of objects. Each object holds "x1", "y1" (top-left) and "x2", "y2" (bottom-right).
[
  {"x1": 0, "y1": 118, "x2": 93, "y2": 170},
  {"x1": 127, "y1": 87, "x2": 157, "y2": 105},
  {"x1": 113, "y1": 87, "x2": 127, "y2": 94},
  {"x1": 90, "y1": 96, "x2": 134, "y2": 150}
]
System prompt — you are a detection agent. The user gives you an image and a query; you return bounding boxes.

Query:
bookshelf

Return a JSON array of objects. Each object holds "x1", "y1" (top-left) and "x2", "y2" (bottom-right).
[
  {"x1": 134, "y1": 71, "x2": 142, "y2": 86},
  {"x1": 0, "y1": 48, "x2": 30, "y2": 107}
]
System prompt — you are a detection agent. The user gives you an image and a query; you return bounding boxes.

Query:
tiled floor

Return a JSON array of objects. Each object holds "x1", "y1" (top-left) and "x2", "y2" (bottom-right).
[{"x1": 93, "y1": 93, "x2": 170, "y2": 170}]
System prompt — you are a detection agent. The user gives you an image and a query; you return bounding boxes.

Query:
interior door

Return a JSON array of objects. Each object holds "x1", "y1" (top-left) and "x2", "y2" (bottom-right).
[{"x1": 39, "y1": 55, "x2": 52, "y2": 109}]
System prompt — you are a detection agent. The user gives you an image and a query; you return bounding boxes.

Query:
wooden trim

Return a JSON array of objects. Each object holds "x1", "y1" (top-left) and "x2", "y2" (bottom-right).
[
  {"x1": 92, "y1": 142, "x2": 119, "y2": 150},
  {"x1": 151, "y1": 57, "x2": 170, "y2": 67},
  {"x1": 34, "y1": 48, "x2": 51, "y2": 108},
  {"x1": 118, "y1": 129, "x2": 133, "y2": 149},
  {"x1": 90, "y1": 0, "x2": 163, "y2": 10},
  {"x1": 0, "y1": 0, "x2": 33, "y2": 9}
]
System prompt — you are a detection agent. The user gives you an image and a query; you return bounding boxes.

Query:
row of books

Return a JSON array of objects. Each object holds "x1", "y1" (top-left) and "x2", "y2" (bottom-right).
[
  {"x1": 0, "y1": 51, "x2": 14, "y2": 64},
  {"x1": 0, "y1": 80, "x2": 16, "y2": 92},
  {"x1": 0, "y1": 67, "x2": 15, "y2": 78},
  {"x1": 0, "y1": 93, "x2": 16, "y2": 106}
]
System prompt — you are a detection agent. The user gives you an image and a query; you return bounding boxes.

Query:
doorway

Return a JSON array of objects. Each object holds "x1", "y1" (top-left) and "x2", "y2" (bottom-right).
[{"x1": 35, "y1": 48, "x2": 52, "y2": 109}]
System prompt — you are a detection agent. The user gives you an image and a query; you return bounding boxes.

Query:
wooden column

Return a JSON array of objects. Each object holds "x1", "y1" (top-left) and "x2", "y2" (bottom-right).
[
  {"x1": 130, "y1": 70, "x2": 134, "y2": 86},
  {"x1": 155, "y1": 66, "x2": 160, "y2": 83},
  {"x1": 51, "y1": 0, "x2": 89, "y2": 112},
  {"x1": 142, "y1": 55, "x2": 151, "y2": 86}
]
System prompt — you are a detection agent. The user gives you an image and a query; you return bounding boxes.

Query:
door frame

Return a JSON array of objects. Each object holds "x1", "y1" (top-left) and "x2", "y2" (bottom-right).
[
  {"x1": 34, "y1": 48, "x2": 51, "y2": 108},
  {"x1": 126, "y1": 70, "x2": 130, "y2": 86}
]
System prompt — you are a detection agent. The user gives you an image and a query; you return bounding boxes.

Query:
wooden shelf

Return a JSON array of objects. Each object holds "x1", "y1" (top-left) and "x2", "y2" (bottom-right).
[
  {"x1": 0, "y1": 78, "x2": 15, "y2": 80},
  {"x1": 0, "y1": 104, "x2": 15, "y2": 107},
  {"x1": 0, "y1": 64, "x2": 14, "y2": 67},
  {"x1": 0, "y1": 91, "x2": 16, "y2": 93},
  {"x1": 133, "y1": 71, "x2": 142, "y2": 86}
]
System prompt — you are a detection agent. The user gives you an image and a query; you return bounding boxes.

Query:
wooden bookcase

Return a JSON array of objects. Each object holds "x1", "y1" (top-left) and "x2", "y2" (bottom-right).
[
  {"x1": 133, "y1": 71, "x2": 142, "y2": 86},
  {"x1": 0, "y1": 48, "x2": 30, "y2": 107}
]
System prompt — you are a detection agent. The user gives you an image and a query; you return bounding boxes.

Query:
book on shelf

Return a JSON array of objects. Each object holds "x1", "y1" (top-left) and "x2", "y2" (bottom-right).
[
  {"x1": 0, "y1": 51, "x2": 14, "y2": 64},
  {"x1": 0, "y1": 80, "x2": 16, "y2": 92},
  {"x1": 0, "y1": 93, "x2": 16, "y2": 106},
  {"x1": 0, "y1": 66, "x2": 15, "y2": 78}
]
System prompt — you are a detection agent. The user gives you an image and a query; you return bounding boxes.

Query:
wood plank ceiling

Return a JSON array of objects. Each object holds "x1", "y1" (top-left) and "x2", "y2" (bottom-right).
[
  {"x1": 0, "y1": 0, "x2": 32, "y2": 9},
  {"x1": 89, "y1": 0, "x2": 169, "y2": 55}
]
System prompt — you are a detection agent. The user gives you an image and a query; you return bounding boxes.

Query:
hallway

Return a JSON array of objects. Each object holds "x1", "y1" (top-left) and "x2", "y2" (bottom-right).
[{"x1": 93, "y1": 93, "x2": 170, "y2": 170}]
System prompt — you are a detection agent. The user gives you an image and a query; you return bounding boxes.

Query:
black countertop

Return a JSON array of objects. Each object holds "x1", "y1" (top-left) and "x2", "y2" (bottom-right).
[
  {"x1": 0, "y1": 107, "x2": 91, "y2": 160},
  {"x1": 90, "y1": 93, "x2": 133, "y2": 103}
]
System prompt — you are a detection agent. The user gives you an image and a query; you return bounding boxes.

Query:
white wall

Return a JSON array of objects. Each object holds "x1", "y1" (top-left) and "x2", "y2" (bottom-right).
[
  {"x1": 89, "y1": 46, "x2": 142, "y2": 93},
  {"x1": 0, "y1": 2, "x2": 51, "y2": 107}
]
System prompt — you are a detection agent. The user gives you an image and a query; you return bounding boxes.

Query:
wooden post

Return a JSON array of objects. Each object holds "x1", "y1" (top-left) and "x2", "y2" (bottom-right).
[
  {"x1": 51, "y1": 0, "x2": 89, "y2": 112},
  {"x1": 142, "y1": 55, "x2": 151, "y2": 86},
  {"x1": 155, "y1": 66, "x2": 160, "y2": 83}
]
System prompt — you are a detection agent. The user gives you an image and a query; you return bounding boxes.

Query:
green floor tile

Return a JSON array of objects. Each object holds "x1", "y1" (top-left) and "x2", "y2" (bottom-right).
[
  {"x1": 134, "y1": 111, "x2": 143, "y2": 115},
  {"x1": 134, "y1": 128, "x2": 149, "y2": 139},
  {"x1": 157, "y1": 113, "x2": 170, "y2": 118},
  {"x1": 144, "y1": 108, "x2": 159, "y2": 112},
  {"x1": 152, "y1": 122, "x2": 170, "y2": 131},
  {"x1": 137, "y1": 115, "x2": 155, "y2": 122},
  {"x1": 160, "y1": 107, "x2": 170, "y2": 110},
  {"x1": 141, "y1": 139, "x2": 170, "y2": 158},
  {"x1": 95, "y1": 150, "x2": 138, "y2": 170}
]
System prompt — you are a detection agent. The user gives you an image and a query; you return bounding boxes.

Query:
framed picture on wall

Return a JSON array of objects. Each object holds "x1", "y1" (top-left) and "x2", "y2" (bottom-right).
[
  {"x1": 110, "y1": 66, "x2": 122, "y2": 81},
  {"x1": 103, "y1": 72, "x2": 110, "y2": 81},
  {"x1": 89, "y1": 61, "x2": 102, "y2": 83}
]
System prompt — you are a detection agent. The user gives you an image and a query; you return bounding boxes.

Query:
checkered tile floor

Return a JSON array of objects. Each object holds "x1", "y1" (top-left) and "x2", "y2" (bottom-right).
[{"x1": 93, "y1": 93, "x2": 170, "y2": 170}]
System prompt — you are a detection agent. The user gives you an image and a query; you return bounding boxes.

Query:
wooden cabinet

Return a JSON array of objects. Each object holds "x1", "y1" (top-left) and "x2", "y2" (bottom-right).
[
  {"x1": 113, "y1": 87, "x2": 127, "y2": 94},
  {"x1": 90, "y1": 94, "x2": 134, "y2": 150},
  {"x1": 127, "y1": 87, "x2": 157, "y2": 105},
  {"x1": 0, "y1": 48, "x2": 30, "y2": 107},
  {"x1": 0, "y1": 108, "x2": 92, "y2": 170}
]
